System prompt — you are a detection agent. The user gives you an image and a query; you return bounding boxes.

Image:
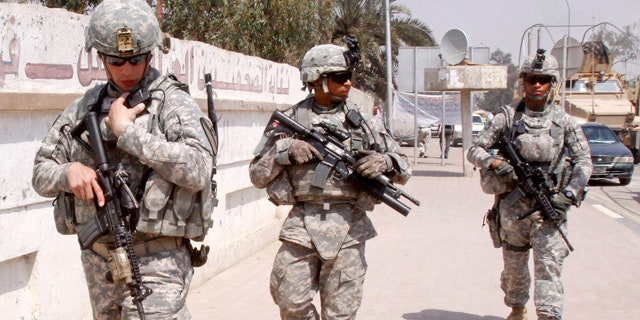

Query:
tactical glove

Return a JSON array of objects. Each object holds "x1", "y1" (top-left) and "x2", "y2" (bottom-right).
[
  {"x1": 288, "y1": 139, "x2": 322, "y2": 164},
  {"x1": 494, "y1": 161, "x2": 516, "y2": 183},
  {"x1": 354, "y1": 152, "x2": 388, "y2": 179},
  {"x1": 550, "y1": 192, "x2": 573, "y2": 222}
]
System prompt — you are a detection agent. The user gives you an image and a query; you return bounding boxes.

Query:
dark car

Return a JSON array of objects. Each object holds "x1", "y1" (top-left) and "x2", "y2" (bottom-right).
[{"x1": 581, "y1": 122, "x2": 634, "y2": 185}]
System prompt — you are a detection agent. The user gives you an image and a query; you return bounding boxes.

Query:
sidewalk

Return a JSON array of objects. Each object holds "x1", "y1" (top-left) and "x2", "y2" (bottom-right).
[{"x1": 187, "y1": 146, "x2": 640, "y2": 319}]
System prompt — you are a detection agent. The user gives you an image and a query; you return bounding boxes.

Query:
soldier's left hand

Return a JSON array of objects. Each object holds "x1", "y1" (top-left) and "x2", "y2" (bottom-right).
[
  {"x1": 354, "y1": 152, "x2": 388, "y2": 179},
  {"x1": 550, "y1": 192, "x2": 572, "y2": 221},
  {"x1": 106, "y1": 93, "x2": 146, "y2": 138}
]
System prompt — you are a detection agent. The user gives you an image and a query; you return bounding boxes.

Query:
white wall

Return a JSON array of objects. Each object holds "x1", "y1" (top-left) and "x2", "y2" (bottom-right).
[{"x1": 0, "y1": 3, "x2": 373, "y2": 319}]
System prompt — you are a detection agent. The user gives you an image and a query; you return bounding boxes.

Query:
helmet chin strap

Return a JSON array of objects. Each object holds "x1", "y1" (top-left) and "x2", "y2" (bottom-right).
[{"x1": 321, "y1": 77, "x2": 346, "y2": 103}]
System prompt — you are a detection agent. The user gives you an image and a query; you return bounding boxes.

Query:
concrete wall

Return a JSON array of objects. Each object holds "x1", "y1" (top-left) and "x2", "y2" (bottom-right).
[{"x1": 0, "y1": 4, "x2": 373, "y2": 319}]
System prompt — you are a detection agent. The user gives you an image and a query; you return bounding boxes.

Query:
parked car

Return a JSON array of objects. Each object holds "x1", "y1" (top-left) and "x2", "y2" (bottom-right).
[
  {"x1": 581, "y1": 122, "x2": 634, "y2": 185},
  {"x1": 452, "y1": 114, "x2": 485, "y2": 146}
]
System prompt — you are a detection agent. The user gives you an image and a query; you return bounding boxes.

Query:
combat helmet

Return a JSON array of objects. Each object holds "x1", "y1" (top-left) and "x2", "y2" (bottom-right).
[
  {"x1": 300, "y1": 44, "x2": 350, "y2": 85},
  {"x1": 85, "y1": 0, "x2": 169, "y2": 57},
  {"x1": 300, "y1": 36, "x2": 360, "y2": 86},
  {"x1": 519, "y1": 48, "x2": 560, "y2": 83}
]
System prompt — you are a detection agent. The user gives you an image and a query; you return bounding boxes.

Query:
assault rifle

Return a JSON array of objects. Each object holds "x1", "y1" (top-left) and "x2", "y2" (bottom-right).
[
  {"x1": 498, "y1": 136, "x2": 574, "y2": 251},
  {"x1": 271, "y1": 110, "x2": 420, "y2": 216},
  {"x1": 74, "y1": 112, "x2": 152, "y2": 318}
]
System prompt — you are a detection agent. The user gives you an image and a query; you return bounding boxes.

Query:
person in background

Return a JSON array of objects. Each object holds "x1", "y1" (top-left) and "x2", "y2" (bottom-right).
[{"x1": 437, "y1": 124, "x2": 454, "y2": 158}]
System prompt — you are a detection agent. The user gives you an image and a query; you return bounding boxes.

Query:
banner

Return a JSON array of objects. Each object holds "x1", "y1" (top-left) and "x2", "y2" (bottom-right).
[{"x1": 393, "y1": 91, "x2": 461, "y2": 127}]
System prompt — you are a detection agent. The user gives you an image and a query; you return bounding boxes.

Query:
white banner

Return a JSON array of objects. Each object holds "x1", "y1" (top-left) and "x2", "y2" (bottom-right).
[{"x1": 393, "y1": 91, "x2": 461, "y2": 127}]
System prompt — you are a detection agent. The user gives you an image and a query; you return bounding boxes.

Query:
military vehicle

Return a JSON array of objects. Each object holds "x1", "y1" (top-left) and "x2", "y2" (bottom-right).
[{"x1": 557, "y1": 41, "x2": 640, "y2": 163}]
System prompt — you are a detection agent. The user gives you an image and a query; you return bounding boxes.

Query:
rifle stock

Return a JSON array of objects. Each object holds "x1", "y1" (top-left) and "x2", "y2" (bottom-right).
[{"x1": 271, "y1": 110, "x2": 419, "y2": 216}]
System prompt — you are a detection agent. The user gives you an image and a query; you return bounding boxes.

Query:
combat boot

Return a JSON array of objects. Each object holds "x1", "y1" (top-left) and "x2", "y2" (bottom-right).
[{"x1": 505, "y1": 306, "x2": 527, "y2": 320}]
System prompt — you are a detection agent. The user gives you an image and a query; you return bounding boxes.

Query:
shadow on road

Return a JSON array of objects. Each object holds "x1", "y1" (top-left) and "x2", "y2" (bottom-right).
[{"x1": 403, "y1": 309, "x2": 502, "y2": 320}]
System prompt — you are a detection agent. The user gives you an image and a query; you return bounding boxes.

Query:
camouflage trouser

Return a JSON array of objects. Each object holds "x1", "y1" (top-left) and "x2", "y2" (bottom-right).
[
  {"x1": 270, "y1": 241, "x2": 367, "y2": 320},
  {"x1": 499, "y1": 203, "x2": 571, "y2": 319},
  {"x1": 81, "y1": 242, "x2": 193, "y2": 319}
]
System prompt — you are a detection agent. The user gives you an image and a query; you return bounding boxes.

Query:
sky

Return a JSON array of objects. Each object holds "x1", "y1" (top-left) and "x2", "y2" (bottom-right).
[{"x1": 396, "y1": 0, "x2": 640, "y2": 76}]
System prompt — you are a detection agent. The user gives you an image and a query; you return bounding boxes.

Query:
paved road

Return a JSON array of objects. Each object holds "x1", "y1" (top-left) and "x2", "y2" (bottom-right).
[{"x1": 187, "y1": 146, "x2": 640, "y2": 320}]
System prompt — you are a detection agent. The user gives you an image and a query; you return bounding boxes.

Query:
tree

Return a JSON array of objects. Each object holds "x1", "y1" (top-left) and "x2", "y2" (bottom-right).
[
  {"x1": 586, "y1": 23, "x2": 640, "y2": 76},
  {"x1": 163, "y1": 0, "x2": 435, "y2": 102},
  {"x1": 41, "y1": 0, "x2": 107, "y2": 13},
  {"x1": 332, "y1": 0, "x2": 436, "y2": 101},
  {"x1": 162, "y1": 0, "x2": 333, "y2": 67},
  {"x1": 476, "y1": 49, "x2": 518, "y2": 114}
]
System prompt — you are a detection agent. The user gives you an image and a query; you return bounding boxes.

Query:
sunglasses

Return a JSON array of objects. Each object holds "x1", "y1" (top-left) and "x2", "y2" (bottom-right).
[
  {"x1": 524, "y1": 75, "x2": 552, "y2": 85},
  {"x1": 329, "y1": 72, "x2": 352, "y2": 84},
  {"x1": 103, "y1": 54, "x2": 149, "y2": 67}
]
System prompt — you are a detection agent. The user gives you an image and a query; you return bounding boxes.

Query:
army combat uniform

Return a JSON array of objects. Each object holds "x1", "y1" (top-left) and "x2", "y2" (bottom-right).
[
  {"x1": 467, "y1": 100, "x2": 592, "y2": 318},
  {"x1": 249, "y1": 96, "x2": 411, "y2": 319},
  {"x1": 32, "y1": 66, "x2": 213, "y2": 319}
]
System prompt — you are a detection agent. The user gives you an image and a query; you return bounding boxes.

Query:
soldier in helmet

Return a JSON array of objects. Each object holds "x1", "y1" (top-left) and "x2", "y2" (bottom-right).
[
  {"x1": 467, "y1": 49, "x2": 592, "y2": 320},
  {"x1": 32, "y1": 0, "x2": 215, "y2": 318},
  {"x1": 249, "y1": 39, "x2": 411, "y2": 319}
]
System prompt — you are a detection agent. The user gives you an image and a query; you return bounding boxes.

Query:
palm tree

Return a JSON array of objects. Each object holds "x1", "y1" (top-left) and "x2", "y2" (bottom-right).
[{"x1": 332, "y1": 0, "x2": 436, "y2": 102}]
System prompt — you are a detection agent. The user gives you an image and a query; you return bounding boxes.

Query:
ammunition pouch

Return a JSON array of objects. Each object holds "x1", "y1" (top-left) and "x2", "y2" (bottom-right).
[
  {"x1": 266, "y1": 171, "x2": 296, "y2": 206},
  {"x1": 53, "y1": 192, "x2": 77, "y2": 235},
  {"x1": 480, "y1": 167, "x2": 513, "y2": 195},
  {"x1": 137, "y1": 172, "x2": 214, "y2": 241}
]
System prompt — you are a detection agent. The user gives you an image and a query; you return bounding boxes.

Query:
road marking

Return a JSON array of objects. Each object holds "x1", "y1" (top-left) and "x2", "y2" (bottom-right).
[{"x1": 592, "y1": 204, "x2": 624, "y2": 219}]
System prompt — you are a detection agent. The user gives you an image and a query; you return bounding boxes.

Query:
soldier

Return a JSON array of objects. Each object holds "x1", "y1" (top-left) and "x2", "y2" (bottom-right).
[
  {"x1": 249, "y1": 40, "x2": 411, "y2": 319},
  {"x1": 32, "y1": 0, "x2": 215, "y2": 318},
  {"x1": 467, "y1": 49, "x2": 592, "y2": 320}
]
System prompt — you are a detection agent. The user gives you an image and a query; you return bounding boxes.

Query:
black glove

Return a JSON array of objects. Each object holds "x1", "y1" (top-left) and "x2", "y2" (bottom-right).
[
  {"x1": 354, "y1": 152, "x2": 388, "y2": 179},
  {"x1": 550, "y1": 193, "x2": 573, "y2": 222},
  {"x1": 288, "y1": 140, "x2": 322, "y2": 164}
]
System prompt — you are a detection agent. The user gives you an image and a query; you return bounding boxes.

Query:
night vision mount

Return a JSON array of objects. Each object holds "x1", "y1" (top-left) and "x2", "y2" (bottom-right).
[
  {"x1": 533, "y1": 48, "x2": 546, "y2": 72},
  {"x1": 342, "y1": 36, "x2": 360, "y2": 71}
]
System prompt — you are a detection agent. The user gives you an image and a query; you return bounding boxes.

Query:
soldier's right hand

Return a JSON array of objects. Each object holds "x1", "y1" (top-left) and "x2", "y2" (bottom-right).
[
  {"x1": 66, "y1": 162, "x2": 105, "y2": 206},
  {"x1": 288, "y1": 140, "x2": 322, "y2": 164}
]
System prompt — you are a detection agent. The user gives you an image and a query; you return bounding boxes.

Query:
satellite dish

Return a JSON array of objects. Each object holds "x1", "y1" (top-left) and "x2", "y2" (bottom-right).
[
  {"x1": 551, "y1": 37, "x2": 584, "y2": 78},
  {"x1": 441, "y1": 29, "x2": 468, "y2": 65}
]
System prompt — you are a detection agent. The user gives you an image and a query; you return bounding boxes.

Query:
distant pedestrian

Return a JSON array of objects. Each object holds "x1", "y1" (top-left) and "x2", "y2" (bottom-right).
[
  {"x1": 437, "y1": 124, "x2": 453, "y2": 158},
  {"x1": 417, "y1": 126, "x2": 431, "y2": 158},
  {"x1": 467, "y1": 49, "x2": 592, "y2": 320}
]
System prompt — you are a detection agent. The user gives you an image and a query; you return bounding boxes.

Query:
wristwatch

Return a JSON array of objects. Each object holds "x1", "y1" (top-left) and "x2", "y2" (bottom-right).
[{"x1": 563, "y1": 190, "x2": 576, "y2": 202}]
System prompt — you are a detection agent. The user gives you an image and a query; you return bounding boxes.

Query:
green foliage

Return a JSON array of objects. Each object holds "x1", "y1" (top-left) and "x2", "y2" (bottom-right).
[
  {"x1": 163, "y1": 0, "x2": 332, "y2": 68},
  {"x1": 332, "y1": 0, "x2": 436, "y2": 101},
  {"x1": 42, "y1": 0, "x2": 100, "y2": 13},
  {"x1": 476, "y1": 49, "x2": 518, "y2": 114},
  {"x1": 163, "y1": 0, "x2": 435, "y2": 102}
]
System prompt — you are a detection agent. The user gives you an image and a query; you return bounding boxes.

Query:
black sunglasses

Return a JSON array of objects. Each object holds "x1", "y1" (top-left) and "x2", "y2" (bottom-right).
[
  {"x1": 329, "y1": 72, "x2": 352, "y2": 84},
  {"x1": 103, "y1": 54, "x2": 149, "y2": 67},
  {"x1": 524, "y1": 75, "x2": 552, "y2": 85}
]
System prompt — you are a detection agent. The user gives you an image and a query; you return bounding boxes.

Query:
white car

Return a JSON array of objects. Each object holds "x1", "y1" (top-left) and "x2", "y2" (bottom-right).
[{"x1": 452, "y1": 114, "x2": 485, "y2": 146}]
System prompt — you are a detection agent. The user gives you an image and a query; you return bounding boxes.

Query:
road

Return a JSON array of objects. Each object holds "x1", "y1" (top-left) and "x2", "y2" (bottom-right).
[
  {"x1": 187, "y1": 145, "x2": 640, "y2": 319},
  {"x1": 582, "y1": 163, "x2": 640, "y2": 229}
]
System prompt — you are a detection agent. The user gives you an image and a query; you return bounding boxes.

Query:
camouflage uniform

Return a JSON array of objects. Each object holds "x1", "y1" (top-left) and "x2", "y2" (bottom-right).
[
  {"x1": 250, "y1": 96, "x2": 410, "y2": 319},
  {"x1": 467, "y1": 61, "x2": 592, "y2": 318},
  {"x1": 251, "y1": 41, "x2": 410, "y2": 319},
  {"x1": 32, "y1": 1, "x2": 213, "y2": 319}
]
